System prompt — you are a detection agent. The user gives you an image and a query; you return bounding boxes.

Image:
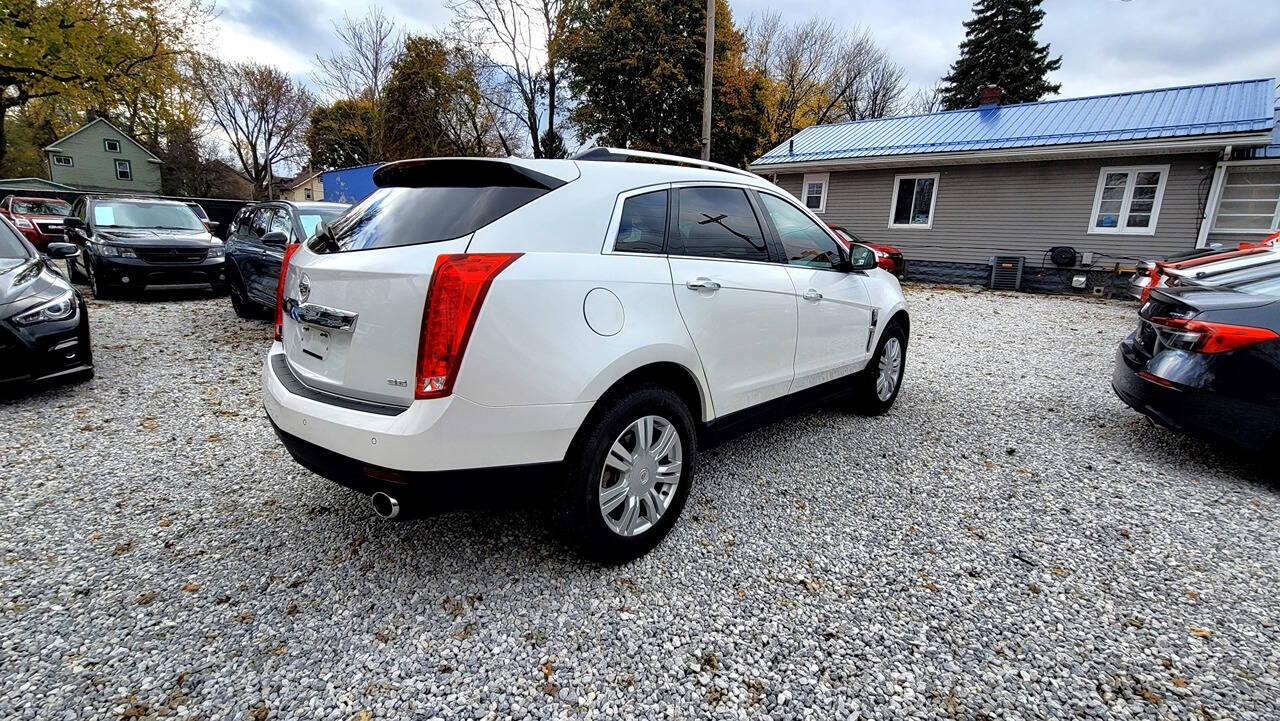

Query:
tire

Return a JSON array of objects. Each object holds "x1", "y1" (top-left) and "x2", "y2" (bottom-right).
[
  {"x1": 555, "y1": 385, "x2": 698, "y2": 564},
  {"x1": 851, "y1": 321, "x2": 906, "y2": 415},
  {"x1": 87, "y1": 260, "x2": 114, "y2": 300},
  {"x1": 228, "y1": 269, "x2": 264, "y2": 319}
]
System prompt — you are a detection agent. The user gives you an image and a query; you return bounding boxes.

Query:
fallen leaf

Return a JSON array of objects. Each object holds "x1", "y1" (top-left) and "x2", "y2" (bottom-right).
[
  {"x1": 181, "y1": 583, "x2": 199, "y2": 592},
  {"x1": 112, "y1": 541, "x2": 134, "y2": 555},
  {"x1": 374, "y1": 631, "x2": 391, "y2": 643},
  {"x1": 136, "y1": 591, "x2": 156, "y2": 605},
  {"x1": 87, "y1": 532, "x2": 101, "y2": 541},
  {"x1": 1190, "y1": 627, "x2": 1212, "y2": 639},
  {"x1": 234, "y1": 611, "x2": 253, "y2": 624},
  {"x1": 159, "y1": 518, "x2": 172, "y2": 528},
  {"x1": 923, "y1": 582, "x2": 938, "y2": 592},
  {"x1": 1139, "y1": 688, "x2": 1161, "y2": 704},
  {"x1": 540, "y1": 661, "x2": 554, "y2": 680},
  {"x1": 285, "y1": 603, "x2": 298, "y2": 616},
  {"x1": 350, "y1": 711, "x2": 372, "y2": 721},
  {"x1": 1028, "y1": 584, "x2": 1042, "y2": 595},
  {"x1": 1049, "y1": 566, "x2": 1068, "y2": 577},
  {"x1": 437, "y1": 663, "x2": 453, "y2": 673},
  {"x1": 1119, "y1": 528, "x2": 1130, "y2": 539},
  {"x1": 1187, "y1": 591, "x2": 1199, "y2": 601},
  {"x1": 1172, "y1": 676, "x2": 1188, "y2": 688},
  {"x1": 543, "y1": 682, "x2": 559, "y2": 696},
  {"x1": 349, "y1": 536, "x2": 366, "y2": 551},
  {"x1": 453, "y1": 622, "x2": 475, "y2": 640},
  {"x1": 206, "y1": 433, "x2": 222, "y2": 443},
  {"x1": 121, "y1": 704, "x2": 149, "y2": 718},
  {"x1": 140, "y1": 418, "x2": 159, "y2": 431},
  {"x1": 1127, "y1": 618, "x2": 1144, "y2": 629}
]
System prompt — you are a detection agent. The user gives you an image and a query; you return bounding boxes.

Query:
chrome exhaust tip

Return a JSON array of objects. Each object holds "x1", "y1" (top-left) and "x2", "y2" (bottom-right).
[{"x1": 371, "y1": 492, "x2": 401, "y2": 520}]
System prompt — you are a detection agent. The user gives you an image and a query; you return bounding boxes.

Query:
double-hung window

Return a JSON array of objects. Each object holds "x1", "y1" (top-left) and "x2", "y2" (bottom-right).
[
  {"x1": 1211, "y1": 168, "x2": 1280, "y2": 233},
  {"x1": 889, "y1": 173, "x2": 938, "y2": 229},
  {"x1": 1089, "y1": 165, "x2": 1168, "y2": 235},
  {"x1": 800, "y1": 173, "x2": 828, "y2": 213},
  {"x1": 114, "y1": 159, "x2": 133, "y2": 181}
]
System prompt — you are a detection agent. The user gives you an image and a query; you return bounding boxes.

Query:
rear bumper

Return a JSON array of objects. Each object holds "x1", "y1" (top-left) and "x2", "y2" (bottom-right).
[
  {"x1": 1111, "y1": 341, "x2": 1278, "y2": 452},
  {"x1": 262, "y1": 345, "x2": 593, "y2": 474},
  {"x1": 92, "y1": 254, "x2": 226, "y2": 289}
]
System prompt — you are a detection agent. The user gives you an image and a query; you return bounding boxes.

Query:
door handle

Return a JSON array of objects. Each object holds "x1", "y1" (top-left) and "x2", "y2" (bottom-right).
[
  {"x1": 686, "y1": 278, "x2": 721, "y2": 292},
  {"x1": 802, "y1": 289, "x2": 823, "y2": 301}
]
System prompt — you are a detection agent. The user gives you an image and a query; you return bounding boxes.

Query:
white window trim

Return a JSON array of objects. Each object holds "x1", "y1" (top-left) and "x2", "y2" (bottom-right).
[
  {"x1": 103, "y1": 139, "x2": 121, "y2": 153},
  {"x1": 800, "y1": 173, "x2": 829, "y2": 214},
  {"x1": 1209, "y1": 166, "x2": 1280, "y2": 234},
  {"x1": 1087, "y1": 164, "x2": 1169, "y2": 236},
  {"x1": 51, "y1": 155, "x2": 73, "y2": 167},
  {"x1": 888, "y1": 173, "x2": 940, "y2": 230},
  {"x1": 115, "y1": 159, "x2": 133, "y2": 181}
]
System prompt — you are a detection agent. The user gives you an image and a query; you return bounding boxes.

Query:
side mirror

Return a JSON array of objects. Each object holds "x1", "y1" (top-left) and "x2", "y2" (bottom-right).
[
  {"x1": 62, "y1": 217, "x2": 86, "y2": 235},
  {"x1": 45, "y1": 242, "x2": 79, "y2": 259},
  {"x1": 848, "y1": 244, "x2": 879, "y2": 271},
  {"x1": 261, "y1": 231, "x2": 289, "y2": 246}
]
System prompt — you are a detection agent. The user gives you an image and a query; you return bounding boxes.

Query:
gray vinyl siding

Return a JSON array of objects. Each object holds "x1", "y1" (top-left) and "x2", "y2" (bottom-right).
[
  {"x1": 775, "y1": 153, "x2": 1216, "y2": 268},
  {"x1": 46, "y1": 124, "x2": 162, "y2": 194}
]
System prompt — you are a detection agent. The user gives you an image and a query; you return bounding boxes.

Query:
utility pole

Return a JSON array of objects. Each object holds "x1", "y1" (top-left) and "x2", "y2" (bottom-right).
[{"x1": 700, "y1": 0, "x2": 714, "y2": 161}]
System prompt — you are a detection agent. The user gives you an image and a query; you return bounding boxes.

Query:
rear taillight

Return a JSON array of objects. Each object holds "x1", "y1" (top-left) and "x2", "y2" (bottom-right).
[
  {"x1": 274, "y1": 243, "x2": 302, "y2": 342},
  {"x1": 415, "y1": 253, "x2": 521, "y2": 399},
  {"x1": 1140, "y1": 263, "x2": 1163, "y2": 303},
  {"x1": 1150, "y1": 316, "x2": 1279, "y2": 354}
]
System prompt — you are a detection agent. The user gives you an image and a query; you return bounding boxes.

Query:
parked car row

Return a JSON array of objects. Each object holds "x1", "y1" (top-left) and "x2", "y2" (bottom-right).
[{"x1": 1113, "y1": 234, "x2": 1280, "y2": 458}]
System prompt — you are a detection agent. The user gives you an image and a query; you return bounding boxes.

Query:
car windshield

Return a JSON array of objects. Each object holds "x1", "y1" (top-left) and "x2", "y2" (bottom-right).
[
  {"x1": 0, "y1": 220, "x2": 32, "y2": 259},
  {"x1": 12, "y1": 199, "x2": 71, "y2": 216},
  {"x1": 1217, "y1": 265, "x2": 1280, "y2": 299},
  {"x1": 297, "y1": 207, "x2": 348, "y2": 238},
  {"x1": 93, "y1": 201, "x2": 205, "y2": 231}
]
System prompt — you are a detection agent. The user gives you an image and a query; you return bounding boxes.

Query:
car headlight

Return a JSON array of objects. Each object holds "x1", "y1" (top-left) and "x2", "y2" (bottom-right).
[
  {"x1": 13, "y1": 218, "x2": 32, "y2": 229},
  {"x1": 96, "y1": 244, "x2": 135, "y2": 258},
  {"x1": 207, "y1": 246, "x2": 225, "y2": 258},
  {"x1": 13, "y1": 290, "x2": 77, "y2": 326}
]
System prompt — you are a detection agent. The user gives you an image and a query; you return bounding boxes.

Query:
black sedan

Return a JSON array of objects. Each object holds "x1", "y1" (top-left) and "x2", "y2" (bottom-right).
[
  {"x1": 224, "y1": 200, "x2": 349, "y2": 318},
  {"x1": 63, "y1": 197, "x2": 227, "y2": 298},
  {"x1": 1113, "y1": 265, "x2": 1280, "y2": 457},
  {"x1": 0, "y1": 218, "x2": 93, "y2": 387}
]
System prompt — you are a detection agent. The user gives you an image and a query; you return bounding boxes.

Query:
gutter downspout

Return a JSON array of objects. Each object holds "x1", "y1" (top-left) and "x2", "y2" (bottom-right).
[{"x1": 1195, "y1": 144, "x2": 1230, "y2": 249}]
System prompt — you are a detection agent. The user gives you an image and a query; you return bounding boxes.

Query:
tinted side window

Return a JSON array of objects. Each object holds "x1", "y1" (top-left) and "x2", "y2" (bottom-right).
[
  {"x1": 613, "y1": 190, "x2": 667, "y2": 254},
  {"x1": 759, "y1": 193, "x2": 844, "y2": 269},
  {"x1": 674, "y1": 187, "x2": 768, "y2": 262},
  {"x1": 269, "y1": 208, "x2": 293, "y2": 238},
  {"x1": 251, "y1": 208, "x2": 272, "y2": 237}
]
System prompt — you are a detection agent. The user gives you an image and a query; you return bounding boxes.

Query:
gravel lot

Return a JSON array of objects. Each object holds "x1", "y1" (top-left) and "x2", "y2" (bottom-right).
[{"x1": 3, "y1": 282, "x2": 1278, "y2": 720}]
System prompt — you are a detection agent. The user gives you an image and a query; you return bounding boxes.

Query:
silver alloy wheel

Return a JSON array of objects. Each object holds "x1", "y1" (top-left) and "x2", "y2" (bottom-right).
[
  {"x1": 876, "y1": 336, "x2": 902, "y2": 401},
  {"x1": 598, "y1": 414, "x2": 683, "y2": 537}
]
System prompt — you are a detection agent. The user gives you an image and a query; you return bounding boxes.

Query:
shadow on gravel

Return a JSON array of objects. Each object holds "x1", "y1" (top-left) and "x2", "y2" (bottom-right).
[{"x1": 1113, "y1": 415, "x2": 1278, "y2": 488}]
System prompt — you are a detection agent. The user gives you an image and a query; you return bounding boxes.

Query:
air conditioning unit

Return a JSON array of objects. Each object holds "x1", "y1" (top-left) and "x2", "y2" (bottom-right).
[{"x1": 990, "y1": 256, "x2": 1025, "y2": 290}]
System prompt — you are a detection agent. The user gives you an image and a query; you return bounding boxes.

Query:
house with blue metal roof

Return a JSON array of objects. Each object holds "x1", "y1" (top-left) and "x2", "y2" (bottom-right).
[{"x1": 750, "y1": 79, "x2": 1278, "y2": 291}]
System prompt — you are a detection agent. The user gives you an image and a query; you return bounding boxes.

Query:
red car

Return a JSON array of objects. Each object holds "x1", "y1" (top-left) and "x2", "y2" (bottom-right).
[
  {"x1": 828, "y1": 225, "x2": 905, "y2": 277},
  {"x1": 0, "y1": 195, "x2": 72, "y2": 252},
  {"x1": 1133, "y1": 232, "x2": 1278, "y2": 303}
]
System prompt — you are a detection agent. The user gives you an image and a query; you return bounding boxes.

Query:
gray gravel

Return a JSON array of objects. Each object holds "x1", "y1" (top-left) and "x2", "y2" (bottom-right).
[{"x1": 2, "y1": 283, "x2": 1279, "y2": 720}]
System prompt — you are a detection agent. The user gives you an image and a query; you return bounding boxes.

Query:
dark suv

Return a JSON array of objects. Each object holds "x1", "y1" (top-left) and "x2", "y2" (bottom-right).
[
  {"x1": 63, "y1": 197, "x2": 227, "y2": 298},
  {"x1": 224, "y1": 200, "x2": 348, "y2": 318}
]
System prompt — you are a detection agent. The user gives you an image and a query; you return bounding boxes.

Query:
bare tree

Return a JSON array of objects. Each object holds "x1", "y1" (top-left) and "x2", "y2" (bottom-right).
[
  {"x1": 744, "y1": 13, "x2": 908, "y2": 147},
  {"x1": 193, "y1": 57, "x2": 314, "y2": 199},
  {"x1": 311, "y1": 7, "x2": 403, "y2": 157},
  {"x1": 907, "y1": 82, "x2": 946, "y2": 115},
  {"x1": 448, "y1": 0, "x2": 564, "y2": 158}
]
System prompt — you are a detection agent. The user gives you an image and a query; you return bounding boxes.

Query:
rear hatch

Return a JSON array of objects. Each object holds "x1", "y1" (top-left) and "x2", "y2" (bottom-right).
[{"x1": 279, "y1": 158, "x2": 577, "y2": 406}]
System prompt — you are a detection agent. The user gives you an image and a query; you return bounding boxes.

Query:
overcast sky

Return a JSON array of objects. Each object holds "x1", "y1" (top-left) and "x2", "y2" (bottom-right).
[{"x1": 212, "y1": 0, "x2": 1280, "y2": 101}]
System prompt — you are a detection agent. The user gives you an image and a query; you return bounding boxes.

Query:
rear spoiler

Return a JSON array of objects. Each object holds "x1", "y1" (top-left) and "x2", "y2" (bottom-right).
[{"x1": 373, "y1": 158, "x2": 571, "y2": 191}]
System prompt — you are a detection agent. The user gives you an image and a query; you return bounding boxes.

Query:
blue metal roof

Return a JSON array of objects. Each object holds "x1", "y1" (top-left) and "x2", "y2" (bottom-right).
[
  {"x1": 751, "y1": 78, "x2": 1277, "y2": 167},
  {"x1": 1233, "y1": 107, "x2": 1280, "y2": 160}
]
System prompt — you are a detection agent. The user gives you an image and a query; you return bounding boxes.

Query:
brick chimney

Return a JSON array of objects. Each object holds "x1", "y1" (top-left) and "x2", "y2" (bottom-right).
[{"x1": 978, "y1": 85, "x2": 1003, "y2": 107}]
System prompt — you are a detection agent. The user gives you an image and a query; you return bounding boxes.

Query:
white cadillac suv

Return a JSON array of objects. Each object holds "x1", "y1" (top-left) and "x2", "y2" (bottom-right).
[{"x1": 263, "y1": 149, "x2": 909, "y2": 561}]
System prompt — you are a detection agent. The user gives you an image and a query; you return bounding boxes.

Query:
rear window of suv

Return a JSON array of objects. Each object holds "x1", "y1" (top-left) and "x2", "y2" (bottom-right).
[{"x1": 311, "y1": 161, "x2": 567, "y2": 253}]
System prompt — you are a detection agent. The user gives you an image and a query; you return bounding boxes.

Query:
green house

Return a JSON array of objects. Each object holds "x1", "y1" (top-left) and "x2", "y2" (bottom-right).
[{"x1": 43, "y1": 117, "x2": 162, "y2": 194}]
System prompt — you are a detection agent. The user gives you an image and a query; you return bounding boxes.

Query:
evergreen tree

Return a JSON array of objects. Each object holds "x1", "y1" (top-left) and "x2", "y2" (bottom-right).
[{"x1": 939, "y1": 0, "x2": 1061, "y2": 110}]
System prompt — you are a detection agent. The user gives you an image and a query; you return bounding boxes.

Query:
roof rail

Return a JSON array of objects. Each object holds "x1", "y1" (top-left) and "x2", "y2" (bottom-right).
[{"x1": 573, "y1": 147, "x2": 759, "y2": 179}]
